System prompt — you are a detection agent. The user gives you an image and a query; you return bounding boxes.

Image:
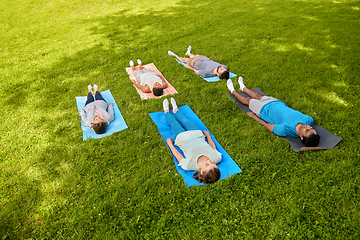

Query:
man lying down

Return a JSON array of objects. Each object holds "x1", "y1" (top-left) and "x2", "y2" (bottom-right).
[{"x1": 227, "y1": 77, "x2": 320, "y2": 147}]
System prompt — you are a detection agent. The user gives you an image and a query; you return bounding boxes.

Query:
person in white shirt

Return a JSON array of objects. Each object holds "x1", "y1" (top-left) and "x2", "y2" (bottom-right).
[
  {"x1": 129, "y1": 59, "x2": 168, "y2": 96},
  {"x1": 163, "y1": 97, "x2": 222, "y2": 184}
]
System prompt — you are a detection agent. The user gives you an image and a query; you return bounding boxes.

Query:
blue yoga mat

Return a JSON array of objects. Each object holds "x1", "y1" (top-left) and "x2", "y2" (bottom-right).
[
  {"x1": 76, "y1": 89, "x2": 128, "y2": 140},
  {"x1": 175, "y1": 59, "x2": 237, "y2": 82},
  {"x1": 149, "y1": 105, "x2": 241, "y2": 187}
]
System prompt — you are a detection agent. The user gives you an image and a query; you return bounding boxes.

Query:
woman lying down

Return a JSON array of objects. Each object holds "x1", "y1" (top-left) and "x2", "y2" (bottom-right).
[{"x1": 163, "y1": 97, "x2": 222, "y2": 184}]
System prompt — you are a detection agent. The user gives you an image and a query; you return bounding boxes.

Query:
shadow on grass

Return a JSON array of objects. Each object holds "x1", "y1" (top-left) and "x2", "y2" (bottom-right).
[{"x1": 2, "y1": 0, "x2": 360, "y2": 238}]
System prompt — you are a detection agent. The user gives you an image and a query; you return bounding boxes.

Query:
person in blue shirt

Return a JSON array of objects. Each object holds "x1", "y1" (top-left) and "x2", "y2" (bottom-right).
[
  {"x1": 227, "y1": 77, "x2": 320, "y2": 147},
  {"x1": 168, "y1": 46, "x2": 229, "y2": 79}
]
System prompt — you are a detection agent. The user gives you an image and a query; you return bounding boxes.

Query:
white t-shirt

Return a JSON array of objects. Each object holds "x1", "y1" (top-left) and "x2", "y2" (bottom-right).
[
  {"x1": 139, "y1": 71, "x2": 162, "y2": 90},
  {"x1": 175, "y1": 130, "x2": 222, "y2": 170}
]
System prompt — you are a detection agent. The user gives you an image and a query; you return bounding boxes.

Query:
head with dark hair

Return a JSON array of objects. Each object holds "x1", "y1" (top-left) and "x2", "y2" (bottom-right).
[
  {"x1": 216, "y1": 66, "x2": 229, "y2": 79},
  {"x1": 218, "y1": 70, "x2": 229, "y2": 80},
  {"x1": 193, "y1": 167, "x2": 220, "y2": 184},
  {"x1": 152, "y1": 87, "x2": 164, "y2": 96},
  {"x1": 91, "y1": 116, "x2": 108, "y2": 134},
  {"x1": 301, "y1": 133, "x2": 320, "y2": 147},
  {"x1": 193, "y1": 156, "x2": 221, "y2": 184}
]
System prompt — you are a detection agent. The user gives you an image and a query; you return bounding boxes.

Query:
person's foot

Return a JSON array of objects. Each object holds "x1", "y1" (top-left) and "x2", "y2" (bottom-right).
[
  {"x1": 171, "y1": 97, "x2": 178, "y2": 112},
  {"x1": 185, "y1": 46, "x2": 192, "y2": 55},
  {"x1": 93, "y1": 84, "x2": 98, "y2": 93},
  {"x1": 88, "y1": 84, "x2": 92, "y2": 92},
  {"x1": 168, "y1": 50, "x2": 176, "y2": 56},
  {"x1": 163, "y1": 98, "x2": 169, "y2": 112},
  {"x1": 227, "y1": 79, "x2": 235, "y2": 94},
  {"x1": 137, "y1": 59, "x2": 142, "y2": 65},
  {"x1": 238, "y1": 77, "x2": 245, "y2": 92},
  {"x1": 129, "y1": 60, "x2": 134, "y2": 66}
]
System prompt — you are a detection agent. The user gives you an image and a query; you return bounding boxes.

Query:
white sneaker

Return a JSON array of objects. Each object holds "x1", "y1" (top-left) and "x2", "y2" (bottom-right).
[
  {"x1": 168, "y1": 50, "x2": 176, "y2": 56},
  {"x1": 227, "y1": 79, "x2": 235, "y2": 93},
  {"x1": 185, "y1": 46, "x2": 192, "y2": 55},
  {"x1": 137, "y1": 59, "x2": 142, "y2": 65},
  {"x1": 163, "y1": 99, "x2": 169, "y2": 111}
]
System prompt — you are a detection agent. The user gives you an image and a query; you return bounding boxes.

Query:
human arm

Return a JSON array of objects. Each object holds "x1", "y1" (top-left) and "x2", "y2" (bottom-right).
[
  {"x1": 79, "y1": 109, "x2": 91, "y2": 126},
  {"x1": 185, "y1": 64, "x2": 199, "y2": 74},
  {"x1": 203, "y1": 131, "x2": 217, "y2": 150},
  {"x1": 107, "y1": 103, "x2": 114, "y2": 122},
  {"x1": 131, "y1": 80, "x2": 152, "y2": 93},
  {"x1": 166, "y1": 138, "x2": 184, "y2": 163},
  {"x1": 246, "y1": 112, "x2": 275, "y2": 133},
  {"x1": 161, "y1": 78, "x2": 168, "y2": 89}
]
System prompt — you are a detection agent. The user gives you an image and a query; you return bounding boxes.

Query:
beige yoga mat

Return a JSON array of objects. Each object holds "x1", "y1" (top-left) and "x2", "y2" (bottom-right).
[{"x1": 125, "y1": 63, "x2": 178, "y2": 100}]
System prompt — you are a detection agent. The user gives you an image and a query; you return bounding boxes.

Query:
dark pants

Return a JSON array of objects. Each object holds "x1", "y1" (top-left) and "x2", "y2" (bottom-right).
[{"x1": 85, "y1": 91, "x2": 106, "y2": 106}]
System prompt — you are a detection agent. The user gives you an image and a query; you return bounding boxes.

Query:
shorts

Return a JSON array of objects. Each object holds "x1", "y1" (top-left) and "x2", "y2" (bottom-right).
[
  {"x1": 249, "y1": 96, "x2": 278, "y2": 115},
  {"x1": 185, "y1": 55, "x2": 208, "y2": 67}
]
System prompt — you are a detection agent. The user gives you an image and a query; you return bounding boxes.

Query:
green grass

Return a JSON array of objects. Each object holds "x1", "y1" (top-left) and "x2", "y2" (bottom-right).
[{"x1": 1, "y1": 0, "x2": 359, "y2": 239}]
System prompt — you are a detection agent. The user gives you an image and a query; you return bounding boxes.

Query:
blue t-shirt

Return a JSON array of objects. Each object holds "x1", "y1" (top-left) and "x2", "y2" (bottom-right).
[
  {"x1": 193, "y1": 58, "x2": 227, "y2": 78},
  {"x1": 259, "y1": 101, "x2": 314, "y2": 138}
]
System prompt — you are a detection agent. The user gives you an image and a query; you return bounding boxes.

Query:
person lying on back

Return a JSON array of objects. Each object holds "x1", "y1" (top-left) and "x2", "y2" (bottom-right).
[
  {"x1": 168, "y1": 46, "x2": 229, "y2": 79},
  {"x1": 227, "y1": 77, "x2": 320, "y2": 147},
  {"x1": 129, "y1": 59, "x2": 168, "y2": 96}
]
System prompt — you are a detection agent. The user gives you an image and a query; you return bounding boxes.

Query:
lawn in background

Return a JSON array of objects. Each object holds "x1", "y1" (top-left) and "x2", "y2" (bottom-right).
[{"x1": 0, "y1": 0, "x2": 359, "y2": 239}]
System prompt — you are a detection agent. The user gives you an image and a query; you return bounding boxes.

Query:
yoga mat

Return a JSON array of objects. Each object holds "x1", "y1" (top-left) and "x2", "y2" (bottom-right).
[
  {"x1": 125, "y1": 63, "x2": 178, "y2": 100},
  {"x1": 175, "y1": 59, "x2": 237, "y2": 82},
  {"x1": 76, "y1": 89, "x2": 128, "y2": 140},
  {"x1": 149, "y1": 105, "x2": 242, "y2": 187},
  {"x1": 227, "y1": 88, "x2": 342, "y2": 152}
]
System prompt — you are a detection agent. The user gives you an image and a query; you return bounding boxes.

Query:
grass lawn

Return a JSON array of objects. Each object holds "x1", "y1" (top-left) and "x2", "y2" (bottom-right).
[{"x1": 1, "y1": 0, "x2": 359, "y2": 239}]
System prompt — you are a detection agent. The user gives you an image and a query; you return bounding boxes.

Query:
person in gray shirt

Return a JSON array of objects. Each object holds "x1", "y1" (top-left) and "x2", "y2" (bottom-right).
[
  {"x1": 79, "y1": 84, "x2": 114, "y2": 134},
  {"x1": 168, "y1": 46, "x2": 229, "y2": 79}
]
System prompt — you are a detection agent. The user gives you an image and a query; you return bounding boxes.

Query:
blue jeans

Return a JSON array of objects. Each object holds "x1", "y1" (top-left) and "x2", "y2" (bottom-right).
[
  {"x1": 165, "y1": 111, "x2": 201, "y2": 140},
  {"x1": 85, "y1": 91, "x2": 106, "y2": 106}
]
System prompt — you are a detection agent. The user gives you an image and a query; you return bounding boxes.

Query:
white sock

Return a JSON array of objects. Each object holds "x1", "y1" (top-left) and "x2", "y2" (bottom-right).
[
  {"x1": 87, "y1": 84, "x2": 92, "y2": 91},
  {"x1": 129, "y1": 60, "x2": 134, "y2": 66},
  {"x1": 238, "y1": 77, "x2": 246, "y2": 91},
  {"x1": 137, "y1": 59, "x2": 142, "y2": 65},
  {"x1": 163, "y1": 99, "x2": 169, "y2": 112},
  {"x1": 93, "y1": 84, "x2": 98, "y2": 91},
  {"x1": 171, "y1": 97, "x2": 178, "y2": 110},
  {"x1": 168, "y1": 50, "x2": 176, "y2": 56},
  {"x1": 185, "y1": 46, "x2": 192, "y2": 55},
  {"x1": 227, "y1": 79, "x2": 235, "y2": 93}
]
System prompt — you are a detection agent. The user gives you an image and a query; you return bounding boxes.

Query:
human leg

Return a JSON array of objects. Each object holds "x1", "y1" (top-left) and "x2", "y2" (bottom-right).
[
  {"x1": 165, "y1": 112, "x2": 186, "y2": 140},
  {"x1": 233, "y1": 91, "x2": 252, "y2": 106},
  {"x1": 169, "y1": 97, "x2": 200, "y2": 131},
  {"x1": 94, "y1": 85, "x2": 106, "y2": 102},
  {"x1": 227, "y1": 79, "x2": 251, "y2": 105},
  {"x1": 174, "y1": 110, "x2": 201, "y2": 131},
  {"x1": 185, "y1": 46, "x2": 192, "y2": 55},
  {"x1": 238, "y1": 77, "x2": 264, "y2": 100},
  {"x1": 85, "y1": 91, "x2": 95, "y2": 106}
]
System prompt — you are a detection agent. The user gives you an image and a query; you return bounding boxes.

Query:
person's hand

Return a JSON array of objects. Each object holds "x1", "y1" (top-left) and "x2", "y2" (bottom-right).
[
  {"x1": 131, "y1": 79, "x2": 136, "y2": 84},
  {"x1": 166, "y1": 138, "x2": 173, "y2": 146},
  {"x1": 79, "y1": 109, "x2": 85, "y2": 114},
  {"x1": 108, "y1": 103, "x2": 113, "y2": 106}
]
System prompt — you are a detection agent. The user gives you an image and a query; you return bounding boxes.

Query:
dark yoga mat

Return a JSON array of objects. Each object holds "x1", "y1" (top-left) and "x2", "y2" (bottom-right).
[{"x1": 227, "y1": 88, "x2": 342, "y2": 152}]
